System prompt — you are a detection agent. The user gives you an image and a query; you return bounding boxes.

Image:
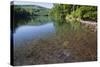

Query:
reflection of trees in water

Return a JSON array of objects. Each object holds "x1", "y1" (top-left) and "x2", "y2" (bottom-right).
[
  {"x1": 13, "y1": 18, "x2": 31, "y2": 33},
  {"x1": 12, "y1": 5, "x2": 81, "y2": 34},
  {"x1": 12, "y1": 4, "x2": 50, "y2": 33},
  {"x1": 52, "y1": 16, "x2": 81, "y2": 35},
  {"x1": 12, "y1": 16, "x2": 52, "y2": 33}
]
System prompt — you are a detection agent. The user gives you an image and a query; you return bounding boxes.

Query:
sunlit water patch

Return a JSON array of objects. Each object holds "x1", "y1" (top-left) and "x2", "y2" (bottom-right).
[{"x1": 13, "y1": 22, "x2": 56, "y2": 47}]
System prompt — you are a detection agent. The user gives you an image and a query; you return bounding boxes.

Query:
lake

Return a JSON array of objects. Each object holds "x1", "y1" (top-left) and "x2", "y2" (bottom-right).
[
  {"x1": 13, "y1": 16, "x2": 97, "y2": 65},
  {"x1": 14, "y1": 22, "x2": 56, "y2": 47}
]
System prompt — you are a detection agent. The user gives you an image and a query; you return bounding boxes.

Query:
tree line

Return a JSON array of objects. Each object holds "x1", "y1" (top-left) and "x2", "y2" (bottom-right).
[{"x1": 49, "y1": 4, "x2": 97, "y2": 22}]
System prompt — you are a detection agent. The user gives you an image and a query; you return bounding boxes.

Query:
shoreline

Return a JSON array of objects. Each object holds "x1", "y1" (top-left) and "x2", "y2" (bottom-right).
[
  {"x1": 80, "y1": 20, "x2": 97, "y2": 32},
  {"x1": 80, "y1": 20, "x2": 97, "y2": 26}
]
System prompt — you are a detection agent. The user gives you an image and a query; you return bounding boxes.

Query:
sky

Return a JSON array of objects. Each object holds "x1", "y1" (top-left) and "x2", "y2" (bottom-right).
[{"x1": 13, "y1": 1, "x2": 54, "y2": 9}]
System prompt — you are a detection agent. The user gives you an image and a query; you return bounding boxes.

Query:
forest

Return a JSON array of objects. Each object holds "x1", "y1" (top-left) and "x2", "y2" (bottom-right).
[
  {"x1": 49, "y1": 4, "x2": 97, "y2": 22},
  {"x1": 13, "y1": 5, "x2": 49, "y2": 21}
]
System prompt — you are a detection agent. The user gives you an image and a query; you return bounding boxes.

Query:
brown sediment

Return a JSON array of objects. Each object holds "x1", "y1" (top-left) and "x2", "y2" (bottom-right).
[{"x1": 14, "y1": 26, "x2": 97, "y2": 65}]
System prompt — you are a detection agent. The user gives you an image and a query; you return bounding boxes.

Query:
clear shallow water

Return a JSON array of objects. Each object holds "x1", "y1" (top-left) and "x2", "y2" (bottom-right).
[{"x1": 13, "y1": 16, "x2": 97, "y2": 65}]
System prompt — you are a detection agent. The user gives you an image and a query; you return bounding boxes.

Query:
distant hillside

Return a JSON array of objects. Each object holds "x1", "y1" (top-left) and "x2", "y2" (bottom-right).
[{"x1": 14, "y1": 5, "x2": 50, "y2": 16}]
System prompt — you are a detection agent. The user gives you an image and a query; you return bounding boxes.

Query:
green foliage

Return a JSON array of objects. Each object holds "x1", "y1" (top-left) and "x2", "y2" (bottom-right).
[
  {"x1": 70, "y1": 8, "x2": 81, "y2": 19},
  {"x1": 14, "y1": 7, "x2": 32, "y2": 19},
  {"x1": 49, "y1": 4, "x2": 74, "y2": 24},
  {"x1": 79, "y1": 6, "x2": 97, "y2": 21},
  {"x1": 49, "y1": 4, "x2": 73, "y2": 17},
  {"x1": 49, "y1": 4, "x2": 97, "y2": 22},
  {"x1": 14, "y1": 5, "x2": 50, "y2": 21}
]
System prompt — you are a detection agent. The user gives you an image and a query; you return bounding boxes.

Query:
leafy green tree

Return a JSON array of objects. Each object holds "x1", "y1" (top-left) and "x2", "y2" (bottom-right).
[{"x1": 49, "y1": 4, "x2": 97, "y2": 22}]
